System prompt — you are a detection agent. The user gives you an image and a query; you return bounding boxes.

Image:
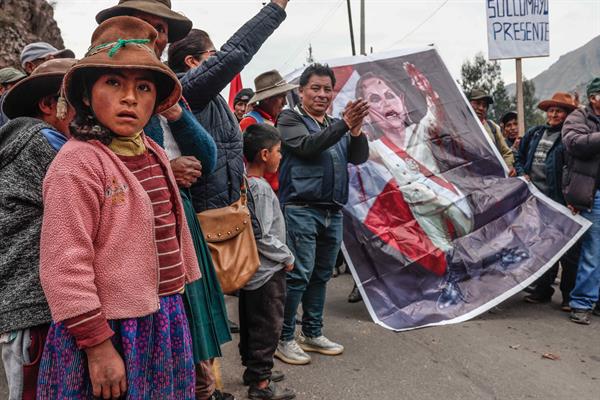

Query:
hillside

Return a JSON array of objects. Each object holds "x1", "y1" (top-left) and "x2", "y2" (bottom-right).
[
  {"x1": 507, "y1": 35, "x2": 600, "y2": 100},
  {"x1": 0, "y1": 0, "x2": 65, "y2": 68}
]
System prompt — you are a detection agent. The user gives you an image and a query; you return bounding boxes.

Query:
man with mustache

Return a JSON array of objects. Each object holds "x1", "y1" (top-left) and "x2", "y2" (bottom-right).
[{"x1": 275, "y1": 64, "x2": 369, "y2": 365}]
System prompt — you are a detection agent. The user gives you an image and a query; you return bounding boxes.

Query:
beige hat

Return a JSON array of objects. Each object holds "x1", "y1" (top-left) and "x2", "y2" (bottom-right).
[
  {"x1": 249, "y1": 70, "x2": 298, "y2": 104},
  {"x1": 63, "y1": 15, "x2": 181, "y2": 115}
]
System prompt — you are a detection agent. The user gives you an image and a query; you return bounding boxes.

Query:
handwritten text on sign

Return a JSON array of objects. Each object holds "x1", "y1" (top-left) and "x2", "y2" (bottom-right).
[{"x1": 486, "y1": 0, "x2": 549, "y2": 60}]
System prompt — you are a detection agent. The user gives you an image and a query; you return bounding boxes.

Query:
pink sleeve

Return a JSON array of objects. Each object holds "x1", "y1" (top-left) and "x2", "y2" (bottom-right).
[{"x1": 40, "y1": 151, "x2": 106, "y2": 323}]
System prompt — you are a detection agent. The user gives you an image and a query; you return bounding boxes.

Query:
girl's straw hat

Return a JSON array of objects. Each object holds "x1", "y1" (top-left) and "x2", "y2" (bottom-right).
[{"x1": 63, "y1": 16, "x2": 181, "y2": 114}]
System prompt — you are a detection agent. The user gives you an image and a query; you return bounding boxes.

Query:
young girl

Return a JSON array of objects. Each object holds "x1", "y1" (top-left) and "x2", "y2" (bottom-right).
[{"x1": 37, "y1": 16, "x2": 200, "y2": 399}]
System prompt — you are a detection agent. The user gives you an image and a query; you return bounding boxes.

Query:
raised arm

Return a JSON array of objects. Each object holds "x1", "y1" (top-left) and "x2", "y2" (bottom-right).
[{"x1": 181, "y1": 2, "x2": 287, "y2": 110}]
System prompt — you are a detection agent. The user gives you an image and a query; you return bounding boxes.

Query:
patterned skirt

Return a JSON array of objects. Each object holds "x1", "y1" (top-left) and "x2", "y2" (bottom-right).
[{"x1": 36, "y1": 294, "x2": 195, "y2": 399}]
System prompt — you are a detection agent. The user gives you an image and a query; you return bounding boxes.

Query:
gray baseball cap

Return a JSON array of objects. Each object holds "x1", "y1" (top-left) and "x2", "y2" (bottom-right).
[
  {"x1": 0, "y1": 67, "x2": 26, "y2": 84},
  {"x1": 20, "y1": 42, "x2": 76, "y2": 68}
]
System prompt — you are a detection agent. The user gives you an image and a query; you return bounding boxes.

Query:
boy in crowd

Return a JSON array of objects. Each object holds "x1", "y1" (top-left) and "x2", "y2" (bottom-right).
[
  {"x1": 241, "y1": 124, "x2": 296, "y2": 400},
  {"x1": 0, "y1": 58, "x2": 76, "y2": 400}
]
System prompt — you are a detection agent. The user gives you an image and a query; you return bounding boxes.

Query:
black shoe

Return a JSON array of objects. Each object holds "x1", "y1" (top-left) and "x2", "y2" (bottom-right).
[
  {"x1": 348, "y1": 284, "x2": 362, "y2": 303},
  {"x1": 244, "y1": 370, "x2": 285, "y2": 386},
  {"x1": 228, "y1": 319, "x2": 239, "y2": 334},
  {"x1": 593, "y1": 304, "x2": 600, "y2": 317},
  {"x1": 524, "y1": 293, "x2": 552, "y2": 304},
  {"x1": 209, "y1": 389, "x2": 235, "y2": 400},
  {"x1": 248, "y1": 381, "x2": 295, "y2": 400}
]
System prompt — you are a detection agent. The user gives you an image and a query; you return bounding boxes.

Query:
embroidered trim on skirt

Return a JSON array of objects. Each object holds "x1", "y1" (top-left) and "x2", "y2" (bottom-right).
[{"x1": 36, "y1": 294, "x2": 195, "y2": 399}]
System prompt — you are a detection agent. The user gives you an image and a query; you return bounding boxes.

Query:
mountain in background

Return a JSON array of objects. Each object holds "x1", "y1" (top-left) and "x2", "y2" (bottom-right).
[
  {"x1": 507, "y1": 35, "x2": 600, "y2": 101},
  {"x1": 0, "y1": 0, "x2": 65, "y2": 68}
]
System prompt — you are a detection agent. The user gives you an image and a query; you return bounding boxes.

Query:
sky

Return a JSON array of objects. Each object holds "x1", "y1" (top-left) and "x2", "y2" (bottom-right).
[{"x1": 52, "y1": 0, "x2": 600, "y2": 90}]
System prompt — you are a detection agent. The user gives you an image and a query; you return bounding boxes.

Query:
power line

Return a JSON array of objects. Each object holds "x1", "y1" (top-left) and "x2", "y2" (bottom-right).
[
  {"x1": 386, "y1": 0, "x2": 450, "y2": 50},
  {"x1": 279, "y1": 0, "x2": 345, "y2": 71}
]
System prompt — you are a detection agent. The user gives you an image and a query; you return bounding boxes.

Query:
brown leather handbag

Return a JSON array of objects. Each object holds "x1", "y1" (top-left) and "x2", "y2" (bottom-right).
[{"x1": 196, "y1": 180, "x2": 260, "y2": 293}]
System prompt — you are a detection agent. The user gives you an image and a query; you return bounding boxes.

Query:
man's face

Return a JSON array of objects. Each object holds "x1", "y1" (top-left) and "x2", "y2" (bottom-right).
[
  {"x1": 299, "y1": 74, "x2": 333, "y2": 117},
  {"x1": 546, "y1": 106, "x2": 568, "y2": 128},
  {"x1": 503, "y1": 118, "x2": 519, "y2": 140},
  {"x1": 133, "y1": 12, "x2": 169, "y2": 57},
  {"x1": 590, "y1": 93, "x2": 600, "y2": 115},
  {"x1": 234, "y1": 101, "x2": 248, "y2": 121},
  {"x1": 25, "y1": 56, "x2": 53, "y2": 74},
  {"x1": 470, "y1": 99, "x2": 489, "y2": 122},
  {"x1": 261, "y1": 94, "x2": 287, "y2": 119}
]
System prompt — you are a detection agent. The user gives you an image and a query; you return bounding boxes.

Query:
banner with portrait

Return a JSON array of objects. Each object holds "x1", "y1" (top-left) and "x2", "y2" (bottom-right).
[{"x1": 285, "y1": 47, "x2": 589, "y2": 331}]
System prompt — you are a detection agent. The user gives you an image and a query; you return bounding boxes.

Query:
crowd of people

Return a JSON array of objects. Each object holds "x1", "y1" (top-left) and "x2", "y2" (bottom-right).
[{"x1": 0, "y1": 0, "x2": 599, "y2": 399}]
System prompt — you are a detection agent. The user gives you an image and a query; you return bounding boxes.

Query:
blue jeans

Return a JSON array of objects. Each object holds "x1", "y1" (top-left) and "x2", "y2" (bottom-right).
[
  {"x1": 281, "y1": 205, "x2": 343, "y2": 341},
  {"x1": 570, "y1": 191, "x2": 600, "y2": 310}
]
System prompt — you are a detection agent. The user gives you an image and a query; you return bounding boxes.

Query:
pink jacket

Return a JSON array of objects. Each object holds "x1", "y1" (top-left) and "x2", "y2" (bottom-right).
[{"x1": 40, "y1": 136, "x2": 201, "y2": 323}]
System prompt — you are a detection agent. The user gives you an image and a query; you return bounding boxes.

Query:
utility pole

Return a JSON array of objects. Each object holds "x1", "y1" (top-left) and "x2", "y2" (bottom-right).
[
  {"x1": 346, "y1": 0, "x2": 356, "y2": 56},
  {"x1": 360, "y1": 0, "x2": 366, "y2": 55}
]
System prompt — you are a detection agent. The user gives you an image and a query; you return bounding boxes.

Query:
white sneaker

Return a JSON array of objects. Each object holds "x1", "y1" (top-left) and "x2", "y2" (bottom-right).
[
  {"x1": 298, "y1": 334, "x2": 344, "y2": 356},
  {"x1": 275, "y1": 339, "x2": 311, "y2": 365}
]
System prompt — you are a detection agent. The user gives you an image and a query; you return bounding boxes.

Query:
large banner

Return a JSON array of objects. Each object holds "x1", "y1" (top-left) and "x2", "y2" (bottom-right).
[
  {"x1": 286, "y1": 47, "x2": 588, "y2": 331},
  {"x1": 486, "y1": 0, "x2": 550, "y2": 60}
]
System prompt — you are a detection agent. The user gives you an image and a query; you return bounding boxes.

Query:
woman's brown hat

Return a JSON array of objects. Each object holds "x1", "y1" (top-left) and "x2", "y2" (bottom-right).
[
  {"x1": 249, "y1": 70, "x2": 298, "y2": 104},
  {"x1": 96, "y1": 0, "x2": 192, "y2": 43},
  {"x1": 3, "y1": 58, "x2": 78, "y2": 119},
  {"x1": 63, "y1": 16, "x2": 182, "y2": 115},
  {"x1": 538, "y1": 92, "x2": 578, "y2": 112}
]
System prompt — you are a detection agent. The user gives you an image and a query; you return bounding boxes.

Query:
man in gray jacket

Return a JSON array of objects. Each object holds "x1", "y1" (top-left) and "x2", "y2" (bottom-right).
[
  {"x1": 0, "y1": 58, "x2": 75, "y2": 400},
  {"x1": 562, "y1": 77, "x2": 600, "y2": 325}
]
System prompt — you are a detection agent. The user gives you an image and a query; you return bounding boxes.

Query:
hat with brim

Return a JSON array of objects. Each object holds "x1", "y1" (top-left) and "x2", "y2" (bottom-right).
[
  {"x1": 0, "y1": 67, "x2": 26, "y2": 84},
  {"x1": 249, "y1": 70, "x2": 298, "y2": 104},
  {"x1": 468, "y1": 88, "x2": 494, "y2": 105},
  {"x1": 63, "y1": 16, "x2": 182, "y2": 115},
  {"x1": 3, "y1": 58, "x2": 78, "y2": 119},
  {"x1": 96, "y1": 0, "x2": 192, "y2": 43},
  {"x1": 537, "y1": 92, "x2": 578, "y2": 112}
]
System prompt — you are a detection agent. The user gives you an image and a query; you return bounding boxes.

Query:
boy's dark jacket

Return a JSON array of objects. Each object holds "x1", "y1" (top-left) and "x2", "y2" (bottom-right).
[{"x1": 0, "y1": 117, "x2": 57, "y2": 333}]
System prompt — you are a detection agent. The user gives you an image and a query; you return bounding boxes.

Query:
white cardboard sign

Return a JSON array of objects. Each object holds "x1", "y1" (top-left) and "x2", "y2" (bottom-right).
[{"x1": 486, "y1": 0, "x2": 550, "y2": 60}]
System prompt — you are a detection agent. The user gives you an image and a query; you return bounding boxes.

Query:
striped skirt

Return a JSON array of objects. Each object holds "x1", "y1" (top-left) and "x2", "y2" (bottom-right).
[{"x1": 36, "y1": 294, "x2": 195, "y2": 399}]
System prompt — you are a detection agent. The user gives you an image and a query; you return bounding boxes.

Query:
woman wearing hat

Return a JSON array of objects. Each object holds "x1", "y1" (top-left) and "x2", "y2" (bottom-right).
[
  {"x1": 37, "y1": 17, "x2": 201, "y2": 399},
  {"x1": 514, "y1": 92, "x2": 580, "y2": 309},
  {"x1": 97, "y1": 3, "x2": 235, "y2": 399}
]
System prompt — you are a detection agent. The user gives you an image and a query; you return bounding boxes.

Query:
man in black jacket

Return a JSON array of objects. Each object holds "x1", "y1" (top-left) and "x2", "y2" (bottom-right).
[
  {"x1": 274, "y1": 64, "x2": 369, "y2": 365},
  {"x1": 168, "y1": 0, "x2": 289, "y2": 214}
]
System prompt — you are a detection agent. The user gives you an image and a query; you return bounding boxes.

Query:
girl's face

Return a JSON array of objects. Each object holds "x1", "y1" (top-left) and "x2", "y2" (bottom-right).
[
  {"x1": 88, "y1": 69, "x2": 157, "y2": 137},
  {"x1": 361, "y1": 77, "x2": 409, "y2": 133}
]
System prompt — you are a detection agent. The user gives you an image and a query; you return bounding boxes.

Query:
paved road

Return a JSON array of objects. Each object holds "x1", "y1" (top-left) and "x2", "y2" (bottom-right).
[{"x1": 2, "y1": 273, "x2": 599, "y2": 399}]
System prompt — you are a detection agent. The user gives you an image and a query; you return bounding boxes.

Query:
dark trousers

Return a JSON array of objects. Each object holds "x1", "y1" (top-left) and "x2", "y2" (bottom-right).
[
  {"x1": 239, "y1": 269, "x2": 286, "y2": 384},
  {"x1": 533, "y1": 240, "x2": 581, "y2": 300}
]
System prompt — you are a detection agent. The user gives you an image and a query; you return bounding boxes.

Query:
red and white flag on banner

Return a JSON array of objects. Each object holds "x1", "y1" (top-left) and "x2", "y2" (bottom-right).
[{"x1": 228, "y1": 73, "x2": 243, "y2": 111}]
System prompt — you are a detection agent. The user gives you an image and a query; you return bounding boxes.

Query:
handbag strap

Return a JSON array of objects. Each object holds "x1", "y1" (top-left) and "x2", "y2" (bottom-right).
[{"x1": 240, "y1": 175, "x2": 249, "y2": 206}]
